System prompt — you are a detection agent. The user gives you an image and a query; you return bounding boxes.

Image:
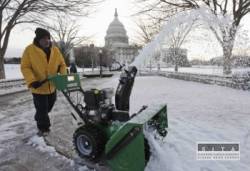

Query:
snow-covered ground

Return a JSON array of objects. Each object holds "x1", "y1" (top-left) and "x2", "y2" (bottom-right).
[
  {"x1": 131, "y1": 76, "x2": 250, "y2": 171},
  {"x1": 0, "y1": 74, "x2": 249, "y2": 171},
  {"x1": 0, "y1": 91, "x2": 77, "y2": 171}
]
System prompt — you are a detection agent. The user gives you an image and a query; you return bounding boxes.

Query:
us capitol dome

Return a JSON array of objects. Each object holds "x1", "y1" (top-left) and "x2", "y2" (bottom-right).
[{"x1": 104, "y1": 8, "x2": 140, "y2": 65}]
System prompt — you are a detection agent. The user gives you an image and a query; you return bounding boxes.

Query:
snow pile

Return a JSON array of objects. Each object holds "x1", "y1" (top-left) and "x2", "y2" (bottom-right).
[{"x1": 27, "y1": 136, "x2": 58, "y2": 156}]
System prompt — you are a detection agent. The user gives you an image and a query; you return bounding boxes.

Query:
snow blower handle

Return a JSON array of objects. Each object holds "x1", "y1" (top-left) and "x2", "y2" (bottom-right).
[
  {"x1": 48, "y1": 73, "x2": 81, "y2": 91},
  {"x1": 40, "y1": 78, "x2": 48, "y2": 85}
]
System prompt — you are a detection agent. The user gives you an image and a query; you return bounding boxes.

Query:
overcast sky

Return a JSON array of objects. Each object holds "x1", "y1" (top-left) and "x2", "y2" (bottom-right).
[{"x1": 5, "y1": 0, "x2": 250, "y2": 60}]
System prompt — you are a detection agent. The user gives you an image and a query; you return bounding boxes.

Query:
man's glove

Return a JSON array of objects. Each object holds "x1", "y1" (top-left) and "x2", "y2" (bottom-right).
[{"x1": 30, "y1": 81, "x2": 43, "y2": 89}]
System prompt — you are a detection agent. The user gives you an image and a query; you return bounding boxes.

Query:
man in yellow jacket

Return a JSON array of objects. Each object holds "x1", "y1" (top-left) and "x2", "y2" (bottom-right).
[{"x1": 21, "y1": 27, "x2": 67, "y2": 136}]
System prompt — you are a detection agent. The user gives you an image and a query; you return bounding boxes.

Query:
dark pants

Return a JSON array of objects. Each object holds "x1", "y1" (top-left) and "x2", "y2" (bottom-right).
[{"x1": 32, "y1": 91, "x2": 57, "y2": 131}]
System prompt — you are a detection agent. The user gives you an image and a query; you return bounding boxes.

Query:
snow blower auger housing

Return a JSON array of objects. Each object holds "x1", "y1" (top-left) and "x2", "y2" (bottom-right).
[{"x1": 48, "y1": 66, "x2": 168, "y2": 171}]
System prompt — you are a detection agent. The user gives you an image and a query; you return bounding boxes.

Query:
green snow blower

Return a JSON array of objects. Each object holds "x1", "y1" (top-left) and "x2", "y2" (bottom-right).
[{"x1": 48, "y1": 66, "x2": 168, "y2": 171}]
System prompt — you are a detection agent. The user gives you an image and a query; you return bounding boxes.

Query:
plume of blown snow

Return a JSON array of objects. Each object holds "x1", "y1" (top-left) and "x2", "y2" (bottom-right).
[{"x1": 131, "y1": 6, "x2": 233, "y2": 69}]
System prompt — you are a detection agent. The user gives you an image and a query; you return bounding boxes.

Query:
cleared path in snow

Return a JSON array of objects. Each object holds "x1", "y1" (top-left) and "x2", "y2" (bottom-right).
[
  {"x1": 0, "y1": 77, "x2": 115, "y2": 171},
  {"x1": 0, "y1": 90, "x2": 76, "y2": 171},
  {"x1": 0, "y1": 78, "x2": 118, "y2": 171}
]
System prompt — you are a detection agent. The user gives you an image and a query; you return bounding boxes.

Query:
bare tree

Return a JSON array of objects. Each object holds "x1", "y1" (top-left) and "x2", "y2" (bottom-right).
[
  {"x1": 135, "y1": 0, "x2": 250, "y2": 74},
  {"x1": 0, "y1": 0, "x2": 102, "y2": 79},
  {"x1": 133, "y1": 0, "x2": 182, "y2": 45},
  {"x1": 44, "y1": 14, "x2": 91, "y2": 65},
  {"x1": 134, "y1": 0, "x2": 184, "y2": 21},
  {"x1": 134, "y1": 18, "x2": 162, "y2": 45},
  {"x1": 168, "y1": 18, "x2": 197, "y2": 71}
]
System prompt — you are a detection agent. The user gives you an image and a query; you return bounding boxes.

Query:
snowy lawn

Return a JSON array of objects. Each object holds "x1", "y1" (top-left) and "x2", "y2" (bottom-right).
[{"x1": 130, "y1": 76, "x2": 250, "y2": 171}]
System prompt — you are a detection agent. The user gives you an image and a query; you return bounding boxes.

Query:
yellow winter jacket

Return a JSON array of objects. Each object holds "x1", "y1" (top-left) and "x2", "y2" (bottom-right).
[{"x1": 21, "y1": 44, "x2": 67, "y2": 94}]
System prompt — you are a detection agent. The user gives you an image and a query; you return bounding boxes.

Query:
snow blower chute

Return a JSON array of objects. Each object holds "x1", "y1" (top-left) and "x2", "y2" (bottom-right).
[{"x1": 48, "y1": 66, "x2": 168, "y2": 171}]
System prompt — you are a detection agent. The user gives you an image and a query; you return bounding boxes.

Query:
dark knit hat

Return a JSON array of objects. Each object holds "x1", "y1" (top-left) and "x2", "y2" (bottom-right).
[{"x1": 35, "y1": 27, "x2": 50, "y2": 40}]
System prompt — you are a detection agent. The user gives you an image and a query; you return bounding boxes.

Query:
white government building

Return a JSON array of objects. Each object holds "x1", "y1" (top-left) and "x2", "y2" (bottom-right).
[{"x1": 104, "y1": 9, "x2": 140, "y2": 65}]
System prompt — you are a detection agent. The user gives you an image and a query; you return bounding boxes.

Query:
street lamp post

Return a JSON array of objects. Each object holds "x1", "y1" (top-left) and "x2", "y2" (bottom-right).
[
  {"x1": 90, "y1": 44, "x2": 95, "y2": 72},
  {"x1": 99, "y1": 49, "x2": 103, "y2": 77}
]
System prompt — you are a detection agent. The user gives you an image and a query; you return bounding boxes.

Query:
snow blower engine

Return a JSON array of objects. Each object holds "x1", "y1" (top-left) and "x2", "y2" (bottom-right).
[{"x1": 48, "y1": 66, "x2": 168, "y2": 171}]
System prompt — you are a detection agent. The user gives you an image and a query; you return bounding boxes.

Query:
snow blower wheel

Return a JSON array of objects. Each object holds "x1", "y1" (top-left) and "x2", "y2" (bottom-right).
[{"x1": 73, "y1": 125, "x2": 106, "y2": 161}]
